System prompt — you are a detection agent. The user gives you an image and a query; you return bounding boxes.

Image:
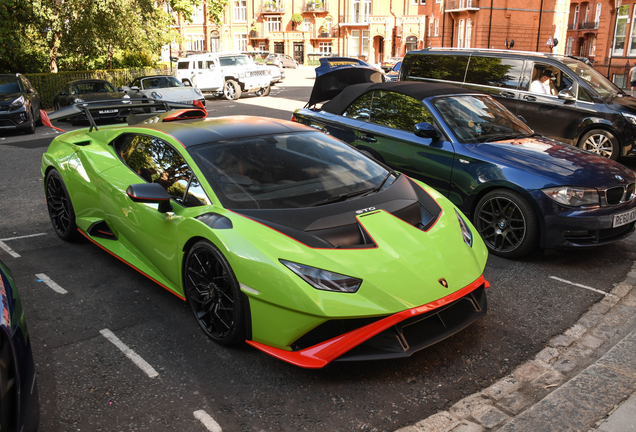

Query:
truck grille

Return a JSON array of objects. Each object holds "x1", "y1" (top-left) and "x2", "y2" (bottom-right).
[
  {"x1": 247, "y1": 70, "x2": 268, "y2": 77},
  {"x1": 0, "y1": 104, "x2": 10, "y2": 112}
]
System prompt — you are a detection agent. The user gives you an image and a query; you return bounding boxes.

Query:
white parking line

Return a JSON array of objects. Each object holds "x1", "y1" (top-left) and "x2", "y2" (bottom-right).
[
  {"x1": 193, "y1": 410, "x2": 223, "y2": 432},
  {"x1": 99, "y1": 329, "x2": 159, "y2": 378},
  {"x1": 549, "y1": 276, "x2": 617, "y2": 297},
  {"x1": 35, "y1": 273, "x2": 68, "y2": 294},
  {"x1": 0, "y1": 233, "x2": 47, "y2": 258}
]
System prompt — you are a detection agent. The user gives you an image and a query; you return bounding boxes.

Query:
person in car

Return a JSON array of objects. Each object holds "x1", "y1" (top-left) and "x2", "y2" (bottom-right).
[{"x1": 530, "y1": 69, "x2": 556, "y2": 95}]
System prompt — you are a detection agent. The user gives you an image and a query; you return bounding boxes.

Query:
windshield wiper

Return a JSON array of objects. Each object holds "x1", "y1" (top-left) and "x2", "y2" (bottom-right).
[
  {"x1": 482, "y1": 134, "x2": 525, "y2": 143},
  {"x1": 307, "y1": 188, "x2": 376, "y2": 207},
  {"x1": 362, "y1": 172, "x2": 394, "y2": 197}
]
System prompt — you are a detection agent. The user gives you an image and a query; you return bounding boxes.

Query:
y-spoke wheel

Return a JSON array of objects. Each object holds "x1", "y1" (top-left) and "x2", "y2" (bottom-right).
[
  {"x1": 45, "y1": 169, "x2": 78, "y2": 241},
  {"x1": 223, "y1": 80, "x2": 241, "y2": 101},
  {"x1": 578, "y1": 129, "x2": 619, "y2": 160},
  {"x1": 473, "y1": 189, "x2": 538, "y2": 258},
  {"x1": 184, "y1": 241, "x2": 245, "y2": 345}
]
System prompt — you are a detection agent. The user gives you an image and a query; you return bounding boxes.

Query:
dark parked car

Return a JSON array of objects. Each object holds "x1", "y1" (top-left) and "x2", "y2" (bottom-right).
[
  {"x1": 0, "y1": 259, "x2": 39, "y2": 432},
  {"x1": 0, "y1": 73, "x2": 42, "y2": 134},
  {"x1": 293, "y1": 62, "x2": 636, "y2": 258},
  {"x1": 398, "y1": 48, "x2": 636, "y2": 160},
  {"x1": 53, "y1": 79, "x2": 131, "y2": 123},
  {"x1": 385, "y1": 61, "x2": 401, "y2": 82}
]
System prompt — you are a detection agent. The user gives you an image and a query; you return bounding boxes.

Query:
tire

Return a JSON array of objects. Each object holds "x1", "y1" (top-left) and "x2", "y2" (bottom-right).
[
  {"x1": 54, "y1": 102, "x2": 61, "y2": 111},
  {"x1": 45, "y1": 169, "x2": 79, "y2": 241},
  {"x1": 184, "y1": 240, "x2": 245, "y2": 345},
  {"x1": 255, "y1": 85, "x2": 271, "y2": 97},
  {"x1": 223, "y1": 80, "x2": 241, "y2": 100},
  {"x1": 293, "y1": 61, "x2": 299, "y2": 69},
  {"x1": 23, "y1": 110, "x2": 35, "y2": 134},
  {"x1": 35, "y1": 107, "x2": 43, "y2": 126},
  {"x1": 473, "y1": 189, "x2": 539, "y2": 259},
  {"x1": 578, "y1": 129, "x2": 619, "y2": 160}
]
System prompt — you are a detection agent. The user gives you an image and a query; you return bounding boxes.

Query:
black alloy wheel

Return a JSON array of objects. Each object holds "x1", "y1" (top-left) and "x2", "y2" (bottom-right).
[
  {"x1": 23, "y1": 110, "x2": 35, "y2": 134},
  {"x1": 0, "y1": 335, "x2": 17, "y2": 432},
  {"x1": 45, "y1": 169, "x2": 79, "y2": 241},
  {"x1": 578, "y1": 129, "x2": 619, "y2": 160},
  {"x1": 184, "y1": 241, "x2": 245, "y2": 345},
  {"x1": 473, "y1": 189, "x2": 538, "y2": 258}
]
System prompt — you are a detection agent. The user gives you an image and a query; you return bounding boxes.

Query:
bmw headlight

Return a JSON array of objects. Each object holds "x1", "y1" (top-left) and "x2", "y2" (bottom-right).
[
  {"x1": 194, "y1": 88, "x2": 203, "y2": 96},
  {"x1": 151, "y1": 91, "x2": 162, "y2": 99},
  {"x1": 542, "y1": 186, "x2": 599, "y2": 206},
  {"x1": 73, "y1": 97, "x2": 84, "y2": 104},
  {"x1": 622, "y1": 112, "x2": 636, "y2": 125},
  {"x1": 11, "y1": 96, "x2": 25, "y2": 108},
  {"x1": 455, "y1": 210, "x2": 473, "y2": 247},
  {"x1": 122, "y1": 94, "x2": 131, "y2": 104},
  {"x1": 280, "y1": 260, "x2": 362, "y2": 293}
]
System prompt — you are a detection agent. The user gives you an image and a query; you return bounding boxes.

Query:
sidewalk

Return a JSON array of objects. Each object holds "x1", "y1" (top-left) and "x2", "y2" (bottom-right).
[{"x1": 396, "y1": 263, "x2": 636, "y2": 432}]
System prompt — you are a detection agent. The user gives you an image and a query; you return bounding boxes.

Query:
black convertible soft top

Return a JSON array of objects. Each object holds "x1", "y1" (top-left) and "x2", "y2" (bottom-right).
[{"x1": 322, "y1": 81, "x2": 483, "y2": 115}]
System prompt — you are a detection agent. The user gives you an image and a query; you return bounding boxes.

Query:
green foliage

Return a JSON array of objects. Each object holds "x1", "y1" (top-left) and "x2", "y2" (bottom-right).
[
  {"x1": 207, "y1": 0, "x2": 228, "y2": 25},
  {"x1": 291, "y1": 13, "x2": 302, "y2": 23}
]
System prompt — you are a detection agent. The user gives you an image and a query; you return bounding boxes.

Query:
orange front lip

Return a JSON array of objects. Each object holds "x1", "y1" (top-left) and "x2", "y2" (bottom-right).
[{"x1": 247, "y1": 275, "x2": 489, "y2": 368}]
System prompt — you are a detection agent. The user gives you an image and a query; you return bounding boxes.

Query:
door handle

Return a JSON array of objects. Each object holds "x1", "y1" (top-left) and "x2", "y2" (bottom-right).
[
  {"x1": 501, "y1": 91, "x2": 515, "y2": 98},
  {"x1": 523, "y1": 95, "x2": 537, "y2": 101},
  {"x1": 362, "y1": 135, "x2": 377, "y2": 143}
]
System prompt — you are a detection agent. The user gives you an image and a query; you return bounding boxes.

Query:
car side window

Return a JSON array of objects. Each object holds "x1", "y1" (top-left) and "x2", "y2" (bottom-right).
[
  {"x1": 343, "y1": 92, "x2": 374, "y2": 121},
  {"x1": 529, "y1": 63, "x2": 574, "y2": 96},
  {"x1": 130, "y1": 78, "x2": 141, "y2": 88},
  {"x1": 115, "y1": 134, "x2": 210, "y2": 207},
  {"x1": 465, "y1": 57, "x2": 524, "y2": 89},
  {"x1": 402, "y1": 54, "x2": 469, "y2": 83},
  {"x1": 370, "y1": 91, "x2": 435, "y2": 132}
]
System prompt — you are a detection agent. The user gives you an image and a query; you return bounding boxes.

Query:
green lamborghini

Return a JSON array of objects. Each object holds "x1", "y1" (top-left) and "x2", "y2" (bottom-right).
[{"x1": 41, "y1": 101, "x2": 489, "y2": 368}]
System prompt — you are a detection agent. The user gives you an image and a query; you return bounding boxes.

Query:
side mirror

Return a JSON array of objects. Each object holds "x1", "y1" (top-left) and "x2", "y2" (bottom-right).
[
  {"x1": 130, "y1": 86, "x2": 140, "y2": 92},
  {"x1": 126, "y1": 183, "x2": 173, "y2": 213},
  {"x1": 414, "y1": 122, "x2": 438, "y2": 139},
  {"x1": 117, "y1": 87, "x2": 124, "y2": 92},
  {"x1": 558, "y1": 89, "x2": 576, "y2": 102},
  {"x1": 183, "y1": 81, "x2": 191, "y2": 87}
]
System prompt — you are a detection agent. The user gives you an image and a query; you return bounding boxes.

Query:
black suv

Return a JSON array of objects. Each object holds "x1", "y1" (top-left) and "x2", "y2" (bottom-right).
[
  {"x1": 0, "y1": 73, "x2": 42, "y2": 134},
  {"x1": 399, "y1": 48, "x2": 636, "y2": 160}
]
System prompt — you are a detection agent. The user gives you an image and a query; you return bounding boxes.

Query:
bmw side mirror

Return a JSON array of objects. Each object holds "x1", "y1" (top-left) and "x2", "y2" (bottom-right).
[
  {"x1": 558, "y1": 89, "x2": 576, "y2": 102},
  {"x1": 126, "y1": 183, "x2": 173, "y2": 213},
  {"x1": 414, "y1": 122, "x2": 438, "y2": 139}
]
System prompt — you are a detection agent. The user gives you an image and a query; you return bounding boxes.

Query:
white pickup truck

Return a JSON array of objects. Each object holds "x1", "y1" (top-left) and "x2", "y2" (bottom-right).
[{"x1": 176, "y1": 53, "x2": 279, "y2": 100}]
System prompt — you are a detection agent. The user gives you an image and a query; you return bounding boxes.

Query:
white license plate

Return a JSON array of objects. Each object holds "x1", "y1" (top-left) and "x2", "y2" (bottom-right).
[
  {"x1": 98, "y1": 109, "x2": 118, "y2": 114},
  {"x1": 613, "y1": 208, "x2": 636, "y2": 227}
]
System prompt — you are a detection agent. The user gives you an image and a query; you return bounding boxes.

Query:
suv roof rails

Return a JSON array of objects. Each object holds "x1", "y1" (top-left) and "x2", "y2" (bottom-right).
[{"x1": 419, "y1": 47, "x2": 567, "y2": 58}]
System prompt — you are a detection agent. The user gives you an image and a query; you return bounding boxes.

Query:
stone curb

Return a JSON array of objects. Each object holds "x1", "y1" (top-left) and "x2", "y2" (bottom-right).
[{"x1": 396, "y1": 262, "x2": 636, "y2": 432}]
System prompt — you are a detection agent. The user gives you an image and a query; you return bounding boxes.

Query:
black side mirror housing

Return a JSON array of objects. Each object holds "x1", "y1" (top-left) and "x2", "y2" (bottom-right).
[
  {"x1": 126, "y1": 183, "x2": 173, "y2": 213},
  {"x1": 414, "y1": 122, "x2": 438, "y2": 139}
]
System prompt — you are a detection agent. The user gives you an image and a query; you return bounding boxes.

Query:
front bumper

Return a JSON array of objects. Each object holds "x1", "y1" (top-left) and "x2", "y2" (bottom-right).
[
  {"x1": 247, "y1": 275, "x2": 488, "y2": 368},
  {"x1": 534, "y1": 191, "x2": 636, "y2": 249},
  {"x1": 0, "y1": 107, "x2": 30, "y2": 129}
]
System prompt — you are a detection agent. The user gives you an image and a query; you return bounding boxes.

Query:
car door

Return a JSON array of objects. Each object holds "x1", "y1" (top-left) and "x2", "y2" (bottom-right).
[
  {"x1": 461, "y1": 56, "x2": 526, "y2": 117},
  {"x1": 350, "y1": 90, "x2": 456, "y2": 195},
  {"x1": 197, "y1": 59, "x2": 224, "y2": 90},
  {"x1": 100, "y1": 133, "x2": 211, "y2": 287},
  {"x1": 516, "y1": 62, "x2": 585, "y2": 145}
]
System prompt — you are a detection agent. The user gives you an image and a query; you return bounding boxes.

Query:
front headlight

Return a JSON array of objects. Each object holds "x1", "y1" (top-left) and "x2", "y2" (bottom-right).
[
  {"x1": 622, "y1": 112, "x2": 636, "y2": 125},
  {"x1": 11, "y1": 96, "x2": 25, "y2": 108},
  {"x1": 122, "y1": 94, "x2": 131, "y2": 104},
  {"x1": 455, "y1": 210, "x2": 473, "y2": 247},
  {"x1": 194, "y1": 88, "x2": 202, "y2": 96},
  {"x1": 542, "y1": 186, "x2": 599, "y2": 206},
  {"x1": 238, "y1": 72, "x2": 246, "y2": 78},
  {"x1": 280, "y1": 260, "x2": 362, "y2": 293},
  {"x1": 151, "y1": 91, "x2": 162, "y2": 99}
]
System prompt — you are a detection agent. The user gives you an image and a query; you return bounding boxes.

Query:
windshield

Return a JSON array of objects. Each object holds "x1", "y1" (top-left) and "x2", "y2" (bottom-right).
[
  {"x1": 562, "y1": 58, "x2": 621, "y2": 98},
  {"x1": 0, "y1": 77, "x2": 21, "y2": 93},
  {"x1": 76, "y1": 81, "x2": 117, "y2": 93},
  {"x1": 189, "y1": 131, "x2": 394, "y2": 210},
  {"x1": 219, "y1": 55, "x2": 251, "y2": 67},
  {"x1": 141, "y1": 76, "x2": 184, "y2": 89},
  {"x1": 433, "y1": 95, "x2": 534, "y2": 143}
]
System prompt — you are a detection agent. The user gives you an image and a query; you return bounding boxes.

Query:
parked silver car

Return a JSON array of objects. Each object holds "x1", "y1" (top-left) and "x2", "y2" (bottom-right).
[{"x1": 266, "y1": 53, "x2": 299, "y2": 69}]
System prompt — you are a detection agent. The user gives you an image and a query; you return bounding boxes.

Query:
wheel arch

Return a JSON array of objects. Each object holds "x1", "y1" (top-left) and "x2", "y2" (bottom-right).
[{"x1": 574, "y1": 119, "x2": 624, "y2": 155}]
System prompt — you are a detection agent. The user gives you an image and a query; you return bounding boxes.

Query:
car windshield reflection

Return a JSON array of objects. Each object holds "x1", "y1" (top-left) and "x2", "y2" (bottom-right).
[
  {"x1": 433, "y1": 95, "x2": 533, "y2": 144},
  {"x1": 189, "y1": 131, "x2": 393, "y2": 210},
  {"x1": 141, "y1": 76, "x2": 184, "y2": 90}
]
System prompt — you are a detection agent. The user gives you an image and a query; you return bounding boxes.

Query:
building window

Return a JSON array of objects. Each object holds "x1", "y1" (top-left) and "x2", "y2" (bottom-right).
[
  {"x1": 412, "y1": 0, "x2": 425, "y2": 3},
  {"x1": 589, "y1": 36, "x2": 596, "y2": 56},
  {"x1": 629, "y1": 8, "x2": 636, "y2": 55},
  {"x1": 325, "y1": 17, "x2": 332, "y2": 33},
  {"x1": 353, "y1": 0, "x2": 371, "y2": 23},
  {"x1": 319, "y1": 42, "x2": 332, "y2": 55},
  {"x1": 234, "y1": 0, "x2": 246, "y2": 22},
  {"x1": 565, "y1": 37, "x2": 573, "y2": 55},
  {"x1": 235, "y1": 33, "x2": 247, "y2": 51},
  {"x1": 458, "y1": 19, "x2": 464, "y2": 48},
  {"x1": 210, "y1": 31, "x2": 220, "y2": 52},
  {"x1": 267, "y1": 16, "x2": 281, "y2": 32},
  {"x1": 428, "y1": 16, "x2": 434, "y2": 37},
  {"x1": 613, "y1": 4, "x2": 630, "y2": 56},
  {"x1": 584, "y1": 4, "x2": 589, "y2": 24},
  {"x1": 187, "y1": 35, "x2": 205, "y2": 51},
  {"x1": 190, "y1": 6, "x2": 204, "y2": 25},
  {"x1": 351, "y1": 29, "x2": 360, "y2": 55},
  {"x1": 303, "y1": 18, "x2": 311, "y2": 31},
  {"x1": 594, "y1": 4, "x2": 601, "y2": 27},
  {"x1": 362, "y1": 30, "x2": 369, "y2": 55},
  {"x1": 434, "y1": 18, "x2": 439, "y2": 36},
  {"x1": 465, "y1": 19, "x2": 472, "y2": 48},
  {"x1": 259, "y1": 42, "x2": 266, "y2": 51}
]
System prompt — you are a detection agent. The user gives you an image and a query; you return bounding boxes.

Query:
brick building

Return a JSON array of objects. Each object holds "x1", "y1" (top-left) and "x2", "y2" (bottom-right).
[{"x1": 168, "y1": 0, "x2": 633, "y2": 85}]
